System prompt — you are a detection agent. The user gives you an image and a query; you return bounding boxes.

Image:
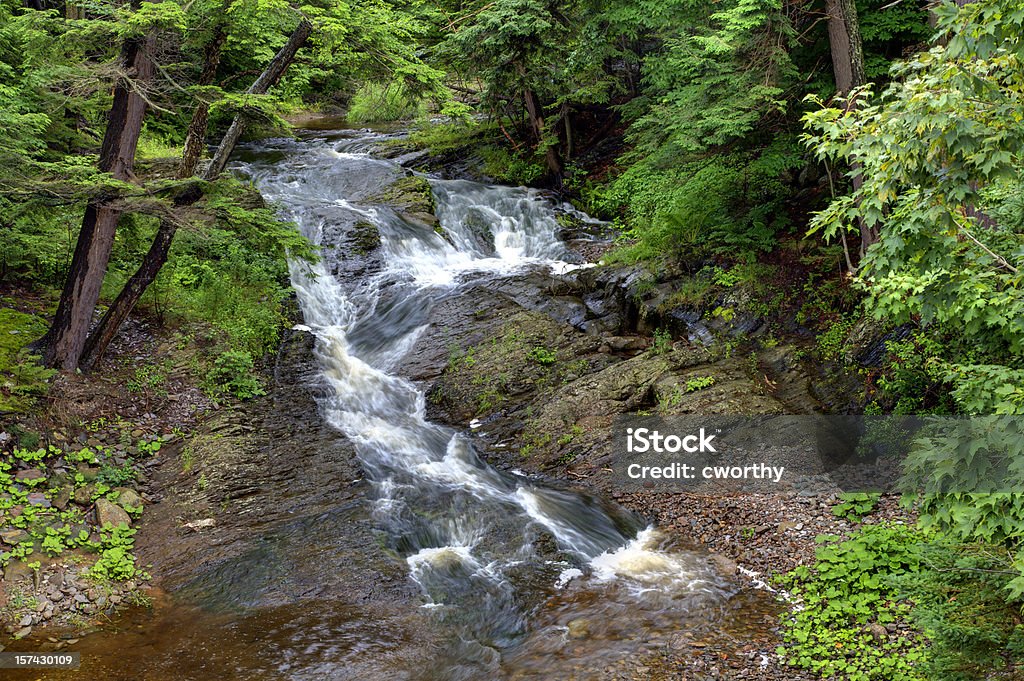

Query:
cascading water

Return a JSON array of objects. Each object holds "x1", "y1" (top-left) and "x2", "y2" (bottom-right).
[{"x1": 233, "y1": 128, "x2": 730, "y2": 677}]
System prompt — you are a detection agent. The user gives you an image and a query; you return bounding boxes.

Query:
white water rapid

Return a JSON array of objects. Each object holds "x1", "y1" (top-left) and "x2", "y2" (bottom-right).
[{"x1": 234, "y1": 129, "x2": 726, "y2": 676}]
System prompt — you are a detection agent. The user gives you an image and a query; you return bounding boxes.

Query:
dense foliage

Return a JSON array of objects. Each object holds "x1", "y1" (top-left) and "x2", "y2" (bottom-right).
[{"x1": 2, "y1": 0, "x2": 1024, "y2": 677}]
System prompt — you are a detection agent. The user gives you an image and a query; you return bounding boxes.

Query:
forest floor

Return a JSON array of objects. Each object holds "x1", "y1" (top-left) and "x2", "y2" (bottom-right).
[{"x1": 0, "y1": 283, "x2": 217, "y2": 644}]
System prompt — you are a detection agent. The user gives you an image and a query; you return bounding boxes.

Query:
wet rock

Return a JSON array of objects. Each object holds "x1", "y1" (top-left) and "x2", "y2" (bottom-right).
[
  {"x1": 567, "y1": 618, "x2": 590, "y2": 639},
  {"x1": 13, "y1": 626, "x2": 32, "y2": 639},
  {"x1": 0, "y1": 528, "x2": 29, "y2": 545},
  {"x1": 95, "y1": 498, "x2": 132, "y2": 528},
  {"x1": 113, "y1": 487, "x2": 143, "y2": 509},
  {"x1": 368, "y1": 175, "x2": 438, "y2": 227},
  {"x1": 708, "y1": 553, "x2": 738, "y2": 576},
  {"x1": 52, "y1": 486, "x2": 72, "y2": 510},
  {"x1": 74, "y1": 485, "x2": 94, "y2": 505},
  {"x1": 605, "y1": 336, "x2": 649, "y2": 352},
  {"x1": 27, "y1": 492, "x2": 50, "y2": 507}
]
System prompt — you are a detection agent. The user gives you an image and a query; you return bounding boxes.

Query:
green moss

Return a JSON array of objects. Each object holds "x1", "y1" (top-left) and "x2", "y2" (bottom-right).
[
  {"x1": 0, "y1": 305, "x2": 55, "y2": 412},
  {"x1": 403, "y1": 120, "x2": 499, "y2": 155},
  {"x1": 369, "y1": 175, "x2": 436, "y2": 216},
  {"x1": 350, "y1": 220, "x2": 382, "y2": 255}
]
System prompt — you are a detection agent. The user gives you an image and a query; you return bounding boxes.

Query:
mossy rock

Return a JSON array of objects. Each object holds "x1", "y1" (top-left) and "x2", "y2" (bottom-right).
[
  {"x1": 366, "y1": 174, "x2": 434, "y2": 216},
  {"x1": 349, "y1": 220, "x2": 382, "y2": 255}
]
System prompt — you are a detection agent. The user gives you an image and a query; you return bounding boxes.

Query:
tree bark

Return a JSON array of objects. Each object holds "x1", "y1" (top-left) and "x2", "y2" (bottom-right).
[
  {"x1": 825, "y1": 0, "x2": 876, "y2": 257},
  {"x1": 825, "y1": 0, "x2": 865, "y2": 95},
  {"x1": 177, "y1": 16, "x2": 230, "y2": 179},
  {"x1": 35, "y1": 24, "x2": 155, "y2": 370},
  {"x1": 522, "y1": 86, "x2": 563, "y2": 178},
  {"x1": 79, "y1": 18, "x2": 312, "y2": 369},
  {"x1": 206, "y1": 19, "x2": 312, "y2": 177}
]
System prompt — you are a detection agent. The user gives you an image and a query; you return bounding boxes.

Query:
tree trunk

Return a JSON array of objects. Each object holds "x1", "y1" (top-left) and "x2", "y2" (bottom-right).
[
  {"x1": 825, "y1": 0, "x2": 875, "y2": 257},
  {"x1": 79, "y1": 18, "x2": 313, "y2": 369},
  {"x1": 522, "y1": 87, "x2": 562, "y2": 178},
  {"x1": 177, "y1": 15, "x2": 230, "y2": 179},
  {"x1": 206, "y1": 19, "x2": 312, "y2": 177},
  {"x1": 825, "y1": 0, "x2": 865, "y2": 95},
  {"x1": 562, "y1": 103, "x2": 574, "y2": 161},
  {"x1": 35, "y1": 24, "x2": 155, "y2": 370}
]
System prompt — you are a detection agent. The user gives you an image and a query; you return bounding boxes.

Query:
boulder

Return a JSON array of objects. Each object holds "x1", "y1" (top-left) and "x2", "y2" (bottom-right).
[
  {"x1": 95, "y1": 498, "x2": 131, "y2": 528},
  {"x1": 113, "y1": 487, "x2": 143, "y2": 509}
]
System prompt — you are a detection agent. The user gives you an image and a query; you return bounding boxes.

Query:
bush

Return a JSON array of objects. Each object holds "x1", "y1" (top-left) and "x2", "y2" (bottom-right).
[
  {"x1": 892, "y1": 542, "x2": 1024, "y2": 681},
  {"x1": 0, "y1": 306, "x2": 56, "y2": 412},
  {"x1": 203, "y1": 349, "x2": 265, "y2": 400},
  {"x1": 346, "y1": 81, "x2": 426, "y2": 124}
]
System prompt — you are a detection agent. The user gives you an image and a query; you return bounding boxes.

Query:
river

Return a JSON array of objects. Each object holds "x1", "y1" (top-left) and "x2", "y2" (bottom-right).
[{"x1": 9, "y1": 126, "x2": 743, "y2": 680}]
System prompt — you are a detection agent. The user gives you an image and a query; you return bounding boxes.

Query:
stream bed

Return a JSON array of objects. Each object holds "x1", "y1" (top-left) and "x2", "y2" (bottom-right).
[{"x1": 8, "y1": 126, "x2": 766, "y2": 680}]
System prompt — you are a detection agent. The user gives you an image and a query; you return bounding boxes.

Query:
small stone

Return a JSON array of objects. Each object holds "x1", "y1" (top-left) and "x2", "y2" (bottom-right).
[
  {"x1": 865, "y1": 623, "x2": 888, "y2": 642},
  {"x1": 13, "y1": 626, "x2": 32, "y2": 640},
  {"x1": 95, "y1": 498, "x2": 131, "y2": 528},
  {"x1": 35, "y1": 599, "x2": 48, "y2": 613},
  {"x1": 567, "y1": 618, "x2": 590, "y2": 639},
  {"x1": 27, "y1": 492, "x2": 51, "y2": 507},
  {"x1": 708, "y1": 553, "x2": 738, "y2": 575},
  {"x1": 4, "y1": 561, "x2": 33, "y2": 583},
  {"x1": 77, "y1": 465, "x2": 100, "y2": 482},
  {"x1": 113, "y1": 487, "x2": 143, "y2": 509},
  {"x1": 109, "y1": 594, "x2": 122, "y2": 604},
  {"x1": 74, "y1": 485, "x2": 94, "y2": 505},
  {"x1": 19, "y1": 615, "x2": 32, "y2": 627},
  {"x1": 52, "y1": 486, "x2": 72, "y2": 511},
  {"x1": 15, "y1": 469, "x2": 45, "y2": 482},
  {"x1": 74, "y1": 594, "x2": 89, "y2": 604}
]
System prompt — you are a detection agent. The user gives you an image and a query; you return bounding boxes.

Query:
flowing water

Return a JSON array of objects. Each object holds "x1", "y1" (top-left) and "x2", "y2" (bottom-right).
[
  {"x1": 233, "y1": 129, "x2": 732, "y2": 677},
  {"x1": 9, "y1": 127, "x2": 741, "y2": 680}
]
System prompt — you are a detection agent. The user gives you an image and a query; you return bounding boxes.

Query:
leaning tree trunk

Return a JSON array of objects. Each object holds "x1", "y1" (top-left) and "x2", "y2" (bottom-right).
[
  {"x1": 35, "y1": 24, "x2": 156, "y2": 370},
  {"x1": 825, "y1": 0, "x2": 876, "y2": 258},
  {"x1": 177, "y1": 11, "x2": 230, "y2": 179},
  {"x1": 522, "y1": 87, "x2": 563, "y2": 178},
  {"x1": 206, "y1": 19, "x2": 313, "y2": 177},
  {"x1": 79, "y1": 18, "x2": 313, "y2": 369}
]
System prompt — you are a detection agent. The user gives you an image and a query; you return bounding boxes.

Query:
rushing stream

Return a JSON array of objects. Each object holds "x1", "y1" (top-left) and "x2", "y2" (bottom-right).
[
  {"x1": 11, "y1": 126, "x2": 743, "y2": 681},
  {"x1": 234, "y1": 128, "x2": 731, "y2": 677}
]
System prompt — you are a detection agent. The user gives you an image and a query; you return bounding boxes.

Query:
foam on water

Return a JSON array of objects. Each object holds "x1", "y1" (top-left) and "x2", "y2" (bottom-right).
[{"x1": 233, "y1": 131, "x2": 718, "y2": 644}]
